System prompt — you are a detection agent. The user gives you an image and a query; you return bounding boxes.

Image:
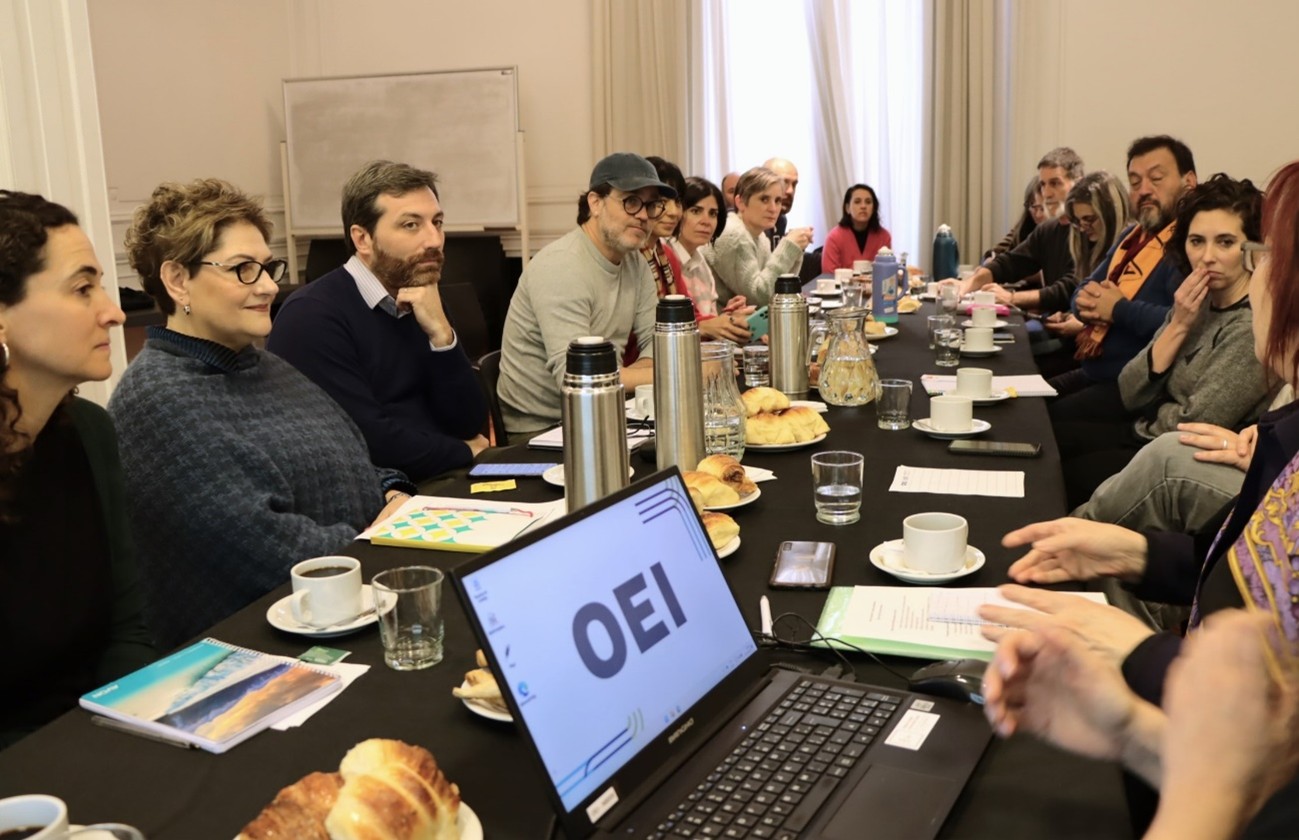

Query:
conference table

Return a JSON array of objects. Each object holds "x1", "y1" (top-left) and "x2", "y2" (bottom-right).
[{"x1": 0, "y1": 297, "x2": 1134, "y2": 839}]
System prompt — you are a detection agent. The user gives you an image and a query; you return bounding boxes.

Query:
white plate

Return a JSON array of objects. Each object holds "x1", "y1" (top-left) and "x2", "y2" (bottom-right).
[
  {"x1": 959, "y1": 345, "x2": 1003, "y2": 357},
  {"x1": 913, "y1": 418, "x2": 992, "y2": 439},
  {"x1": 818, "y1": 299, "x2": 845, "y2": 310},
  {"x1": 460, "y1": 680, "x2": 513, "y2": 723},
  {"x1": 705, "y1": 485, "x2": 761, "y2": 512},
  {"x1": 863, "y1": 326, "x2": 899, "y2": 341},
  {"x1": 715, "y1": 535, "x2": 741, "y2": 559},
  {"x1": 790, "y1": 400, "x2": 829, "y2": 413},
  {"x1": 237, "y1": 806, "x2": 481, "y2": 840},
  {"x1": 869, "y1": 540, "x2": 986, "y2": 584},
  {"x1": 956, "y1": 389, "x2": 1013, "y2": 405},
  {"x1": 266, "y1": 585, "x2": 378, "y2": 638},
  {"x1": 961, "y1": 319, "x2": 1008, "y2": 329},
  {"x1": 746, "y1": 433, "x2": 829, "y2": 452},
  {"x1": 809, "y1": 289, "x2": 843, "y2": 298},
  {"x1": 543, "y1": 463, "x2": 634, "y2": 488}
]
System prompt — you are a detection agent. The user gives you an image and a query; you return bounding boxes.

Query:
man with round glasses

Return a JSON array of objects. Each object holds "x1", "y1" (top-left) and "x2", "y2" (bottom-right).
[
  {"x1": 498, "y1": 152, "x2": 676, "y2": 436},
  {"x1": 268, "y1": 160, "x2": 489, "y2": 482}
]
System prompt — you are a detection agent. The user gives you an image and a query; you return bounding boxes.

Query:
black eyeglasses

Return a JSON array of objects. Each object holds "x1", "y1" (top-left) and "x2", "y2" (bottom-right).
[
  {"x1": 1243, "y1": 242, "x2": 1271, "y2": 274},
  {"x1": 195, "y1": 258, "x2": 288, "y2": 285},
  {"x1": 616, "y1": 194, "x2": 669, "y2": 220}
]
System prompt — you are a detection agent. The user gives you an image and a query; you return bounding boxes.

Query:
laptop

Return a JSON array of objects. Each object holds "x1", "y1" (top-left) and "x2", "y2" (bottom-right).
[{"x1": 451, "y1": 469, "x2": 991, "y2": 839}]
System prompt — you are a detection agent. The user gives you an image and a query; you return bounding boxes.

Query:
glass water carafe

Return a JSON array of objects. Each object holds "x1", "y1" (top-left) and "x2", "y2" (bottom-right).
[
  {"x1": 818, "y1": 307, "x2": 881, "y2": 407},
  {"x1": 701, "y1": 341, "x2": 747, "y2": 459}
]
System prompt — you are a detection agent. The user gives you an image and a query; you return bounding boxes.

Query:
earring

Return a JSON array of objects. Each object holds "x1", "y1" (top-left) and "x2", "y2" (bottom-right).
[
  {"x1": 1, "y1": 341, "x2": 8, "y2": 371},
  {"x1": 183, "y1": 303, "x2": 191, "y2": 315}
]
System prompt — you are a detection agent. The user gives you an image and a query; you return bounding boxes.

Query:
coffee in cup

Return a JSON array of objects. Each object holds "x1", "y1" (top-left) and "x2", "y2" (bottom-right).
[
  {"x1": 0, "y1": 796, "x2": 68, "y2": 840},
  {"x1": 955, "y1": 367, "x2": 993, "y2": 399},
  {"x1": 290, "y1": 555, "x2": 363, "y2": 627},
  {"x1": 964, "y1": 327, "x2": 995, "y2": 352},
  {"x1": 929, "y1": 395, "x2": 973, "y2": 432},
  {"x1": 901, "y1": 512, "x2": 969, "y2": 573}
]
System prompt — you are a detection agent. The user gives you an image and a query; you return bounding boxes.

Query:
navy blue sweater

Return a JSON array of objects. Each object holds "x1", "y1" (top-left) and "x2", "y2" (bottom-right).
[{"x1": 268, "y1": 266, "x2": 487, "y2": 481}]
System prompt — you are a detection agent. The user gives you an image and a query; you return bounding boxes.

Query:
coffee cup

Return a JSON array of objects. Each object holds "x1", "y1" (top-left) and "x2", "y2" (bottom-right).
[
  {"x1": 833, "y1": 268, "x2": 853, "y2": 286},
  {"x1": 929, "y1": 395, "x2": 973, "y2": 432},
  {"x1": 816, "y1": 277, "x2": 842, "y2": 295},
  {"x1": 852, "y1": 260, "x2": 871, "y2": 275},
  {"x1": 290, "y1": 555, "x2": 363, "y2": 628},
  {"x1": 634, "y1": 383, "x2": 655, "y2": 420},
  {"x1": 972, "y1": 290, "x2": 996, "y2": 307},
  {"x1": 964, "y1": 327, "x2": 995, "y2": 352},
  {"x1": 901, "y1": 512, "x2": 969, "y2": 573},
  {"x1": 971, "y1": 305, "x2": 997, "y2": 327},
  {"x1": 955, "y1": 367, "x2": 993, "y2": 399},
  {"x1": 0, "y1": 795, "x2": 69, "y2": 840},
  {"x1": 926, "y1": 281, "x2": 940, "y2": 298}
]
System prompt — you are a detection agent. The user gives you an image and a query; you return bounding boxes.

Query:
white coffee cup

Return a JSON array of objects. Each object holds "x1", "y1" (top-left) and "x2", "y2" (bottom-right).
[
  {"x1": 926, "y1": 281, "x2": 941, "y2": 298},
  {"x1": 833, "y1": 268, "x2": 853, "y2": 286},
  {"x1": 955, "y1": 367, "x2": 993, "y2": 399},
  {"x1": 0, "y1": 795, "x2": 69, "y2": 840},
  {"x1": 634, "y1": 383, "x2": 655, "y2": 420},
  {"x1": 852, "y1": 260, "x2": 871, "y2": 275},
  {"x1": 901, "y1": 512, "x2": 969, "y2": 573},
  {"x1": 816, "y1": 277, "x2": 842, "y2": 295},
  {"x1": 972, "y1": 290, "x2": 996, "y2": 307},
  {"x1": 971, "y1": 305, "x2": 997, "y2": 327},
  {"x1": 964, "y1": 327, "x2": 995, "y2": 351},
  {"x1": 929, "y1": 395, "x2": 973, "y2": 432},
  {"x1": 290, "y1": 555, "x2": 363, "y2": 628}
]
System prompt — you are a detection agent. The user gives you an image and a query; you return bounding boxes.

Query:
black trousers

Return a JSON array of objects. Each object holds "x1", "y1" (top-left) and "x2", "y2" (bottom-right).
[{"x1": 1050, "y1": 381, "x2": 1148, "y2": 509}]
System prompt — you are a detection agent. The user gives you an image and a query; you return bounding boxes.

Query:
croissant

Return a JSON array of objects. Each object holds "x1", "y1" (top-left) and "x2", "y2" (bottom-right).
[
  {"x1": 239, "y1": 771, "x2": 342, "y2": 840},
  {"x1": 682, "y1": 471, "x2": 741, "y2": 507},
  {"x1": 781, "y1": 406, "x2": 830, "y2": 439},
  {"x1": 696, "y1": 455, "x2": 756, "y2": 496},
  {"x1": 701, "y1": 511, "x2": 740, "y2": 549},
  {"x1": 326, "y1": 739, "x2": 461, "y2": 840},
  {"x1": 741, "y1": 387, "x2": 790, "y2": 417}
]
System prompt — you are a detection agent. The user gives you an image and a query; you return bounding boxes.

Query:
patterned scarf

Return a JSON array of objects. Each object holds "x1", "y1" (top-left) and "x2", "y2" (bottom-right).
[{"x1": 1073, "y1": 222, "x2": 1175, "y2": 360}]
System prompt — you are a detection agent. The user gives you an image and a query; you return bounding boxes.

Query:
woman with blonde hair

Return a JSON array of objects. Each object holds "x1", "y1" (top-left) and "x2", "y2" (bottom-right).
[{"x1": 707, "y1": 166, "x2": 812, "y2": 306}]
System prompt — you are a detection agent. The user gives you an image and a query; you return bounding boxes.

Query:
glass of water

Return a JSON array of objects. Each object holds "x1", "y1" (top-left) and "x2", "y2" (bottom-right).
[
  {"x1": 876, "y1": 379, "x2": 913, "y2": 430},
  {"x1": 373, "y1": 566, "x2": 445, "y2": 671},
  {"x1": 934, "y1": 328, "x2": 962, "y2": 367},
  {"x1": 810, "y1": 451, "x2": 864, "y2": 525},
  {"x1": 742, "y1": 344, "x2": 770, "y2": 387}
]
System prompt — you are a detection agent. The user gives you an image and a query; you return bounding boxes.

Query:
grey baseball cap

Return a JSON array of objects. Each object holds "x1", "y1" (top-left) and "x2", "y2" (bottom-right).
[{"x1": 587, "y1": 152, "x2": 678, "y2": 199}]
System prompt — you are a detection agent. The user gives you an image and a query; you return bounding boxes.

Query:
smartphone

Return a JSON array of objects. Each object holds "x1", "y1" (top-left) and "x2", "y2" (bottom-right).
[
  {"x1": 468, "y1": 462, "x2": 558, "y2": 477},
  {"x1": 770, "y1": 540, "x2": 836, "y2": 589},
  {"x1": 947, "y1": 440, "x2": 1042, "y2": 458},
  {"x1": 747, "y1": 306, "x2": 771, "y2": 340}
]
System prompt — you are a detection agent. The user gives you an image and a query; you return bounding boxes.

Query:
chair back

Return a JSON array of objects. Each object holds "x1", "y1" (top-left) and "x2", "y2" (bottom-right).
[{"x1": 474, "y1": 349, "x2": 507, "y2": 446}]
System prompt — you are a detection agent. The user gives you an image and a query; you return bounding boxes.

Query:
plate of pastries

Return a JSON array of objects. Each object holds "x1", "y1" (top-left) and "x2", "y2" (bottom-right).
[
  {"x1": 742, "y1": 388, "x2": 830, "y2": 450},
  {"x1": 453, "y1": 649, "x2": 512, "y2": 722},
  {"x1": 683, "y1": 454, "x2": 759, "y2": 511},
  {"x1": 682, "y1": 466, "x2": 741, "y2": 559},
  {"x1": 238, "y1": 738, "x2": 480, "y2": 840}
]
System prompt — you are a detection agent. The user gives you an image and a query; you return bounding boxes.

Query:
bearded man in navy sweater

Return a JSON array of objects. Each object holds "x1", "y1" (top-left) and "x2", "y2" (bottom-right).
[{"x1": 268, "y1": 160, "x2": 488, "y2": 482}]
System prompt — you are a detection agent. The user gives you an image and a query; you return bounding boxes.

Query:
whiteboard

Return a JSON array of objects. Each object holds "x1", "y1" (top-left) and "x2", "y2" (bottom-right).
[{"x1": 283, "y1": 68, "x2": 520, "y2": 232}]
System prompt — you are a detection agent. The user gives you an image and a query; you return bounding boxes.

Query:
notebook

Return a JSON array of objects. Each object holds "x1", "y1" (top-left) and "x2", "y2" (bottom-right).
[
  {"x1": 79, "y1": 638, "x2": 342, "y2": 753},
  {"x1": 357, "y1": 495, "x2": 565, "y2": 552},
  {"x1": 451, "y1": 469, "x2": 992, "y2": 839}
]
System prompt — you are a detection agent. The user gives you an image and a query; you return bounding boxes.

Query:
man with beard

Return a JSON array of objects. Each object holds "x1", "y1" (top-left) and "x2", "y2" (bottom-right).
[
  {"x1": 497, "y1": 152, "x2": 674, "y2": 435},
  {"x1": 721, "y1": 171, "x2": 740, "y2": 212},
  {"x1": 763, "y1": 157, "x2": 798, "y2": 245},
  {"x1": 268, "y1": 160, "x2": 488, "y2": 482}
]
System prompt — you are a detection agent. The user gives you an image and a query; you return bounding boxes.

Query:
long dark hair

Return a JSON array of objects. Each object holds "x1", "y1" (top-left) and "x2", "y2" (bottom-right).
[
  {"x1": 681, "y1": 176, "x2": 728, "y2": 244},
  {"x1": 837, "y1": 184, "x2": 882, "y2": 232}
]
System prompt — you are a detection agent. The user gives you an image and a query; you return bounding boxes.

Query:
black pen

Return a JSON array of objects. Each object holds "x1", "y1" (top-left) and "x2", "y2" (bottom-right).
[{"x1": 91, "y1": 715, "x2": 198, "y2": 750}]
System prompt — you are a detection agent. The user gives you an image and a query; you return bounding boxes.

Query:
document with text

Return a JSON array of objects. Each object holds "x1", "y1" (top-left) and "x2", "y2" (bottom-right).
[{"x1": 889, "y1": 466, "x2": 1025, "y2": 498}]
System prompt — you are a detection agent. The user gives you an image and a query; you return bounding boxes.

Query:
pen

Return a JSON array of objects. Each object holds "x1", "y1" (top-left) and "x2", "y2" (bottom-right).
[
  {"x1": 760, "y1": 596, "x2": 773, "y2": 637},
  {"x1": 91, "y1": 715, "x2": 197, "y2": 750}
]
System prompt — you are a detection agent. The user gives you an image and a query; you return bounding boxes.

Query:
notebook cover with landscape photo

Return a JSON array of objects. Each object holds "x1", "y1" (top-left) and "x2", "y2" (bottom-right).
[{"x1": 79, "y1": 638, "x2": 341, "y2": 753}]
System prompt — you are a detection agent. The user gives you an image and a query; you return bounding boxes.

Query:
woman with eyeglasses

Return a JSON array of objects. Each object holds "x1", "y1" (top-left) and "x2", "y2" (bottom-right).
[
  {"x1": 821, "y1": 183, "x2": 892, "y2": 273},
  {"x1": 983, "y1": 175, "x2": 1045, "y2": 262},
  {"x1": 707, "y1": 167, "x2": 813, "y2": 307},
  {"x1": 0, "y1": 191, "x2": 155, "y2": 748},
  {"x1": 109, "y1": 179, "x2": 416, "y2": 650}
]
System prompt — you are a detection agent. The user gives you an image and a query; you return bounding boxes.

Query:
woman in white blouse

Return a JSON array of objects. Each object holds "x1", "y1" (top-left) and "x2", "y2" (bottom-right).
[{"x1": 670, "y1": 176, "x2": 753, "y2": 343}]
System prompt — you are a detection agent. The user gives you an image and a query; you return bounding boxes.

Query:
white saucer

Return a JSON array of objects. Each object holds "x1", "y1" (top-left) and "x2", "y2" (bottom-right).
[
  {"x1": 819, "y1": 299, "x2": 845, "y2": 310},
  {"x1": 460, "y1": 803, "x2": 484, "y2": 840},
  {"x1": 716, "y1": 535, "x2": 741, "y2": 559},
  {"x1": 747, "y1": 433, "x2": 829, "y2": 452},
  {"x1": 810, "y1": 289, "x2": 844, "y2": 298},
  {"x1": 869, "y1": 540, "x2": 986, "y2": 584},
  {"x1": 706, "y1": 486, "x2": 761, "y2": 512},
  {"x1": 460, "y1": 681, "x2": 513, "y2": 723},
  {"x1": 266, "y1": 585, "x2": 378, "y2": 638},
  {"x1": 790, "y1": 400, "x2": 829, "y2": 413},
  {"x1": 863, "y1": 326, "x2": 899, "y2": 341},
  {"x1": 960, "y1": 345, "x2": 1003, "y2": 357},
  {"x1": 543, "y1": 463, "x2": 635, "y2": 488},
  {"x1": 913, "y1": 418, "x2": 992, "y2": 439},
  {"x1": 956, "y1": 389, "x2": 1013, "y2": 405},
  {"x1": 962, "y1": 319, "x2": 1008, "y2": 329}
]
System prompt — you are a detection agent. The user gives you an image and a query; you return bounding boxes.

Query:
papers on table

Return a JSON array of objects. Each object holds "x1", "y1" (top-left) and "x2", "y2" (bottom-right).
[
  {"x1": 927, "y1": 589, "x2": 1106, "y2": 625},
  {"x1": 890, "y1": 466, "x2": 1024, "y2": 498},
  {"x1": 527, "y1": 424, "x2": 655, "y2": 452},
  {"x1": 920, "y1": 374, "x2": 1058, "y2": 398}
]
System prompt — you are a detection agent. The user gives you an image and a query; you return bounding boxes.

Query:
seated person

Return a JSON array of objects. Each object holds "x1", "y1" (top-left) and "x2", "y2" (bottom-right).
[
  {"x1": 1052, "y1": 174, "x2": 1273, "y2": 508},
  {"x1": 668, "y1": 176, "x2": 754, "y2": 344},
  {"x1": 707, "y1": 167, "x2": 811, "y2": 307},
  {"x1": 821, "y1": 183, "x2": 892, "y2": 272},
  {"x1": 982, "y1": 174, "x2": 1044, "y2": 261},
  {"x1": 267, "y1": 160, "x2": 488, "y2": 483},
  {"x1": 110, "y1": 179, "x2": 416, "y2": 650},
  {"x1": 497, "y1": 153, "x2": 673, "y2": 435},
  {"x1": 0, "y1": 191, "x2": 154, "y2": 747}
]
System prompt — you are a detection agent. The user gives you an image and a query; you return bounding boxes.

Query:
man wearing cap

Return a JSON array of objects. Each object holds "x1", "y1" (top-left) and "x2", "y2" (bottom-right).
[{"x1": 497, "y1": 152, "x2": 675, "y2": 435}]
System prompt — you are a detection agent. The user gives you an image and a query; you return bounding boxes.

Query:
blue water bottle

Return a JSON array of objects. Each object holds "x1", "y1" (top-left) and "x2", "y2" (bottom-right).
[
  {"x1": 932, "y1": 224, "x2": 960, "y2": 281},
  {"x1": 872, "y1": 247, "x2": 899, "y2": 324}
]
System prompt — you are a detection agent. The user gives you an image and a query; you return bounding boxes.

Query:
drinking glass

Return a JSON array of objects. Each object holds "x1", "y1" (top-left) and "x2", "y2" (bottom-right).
[
  {"x1": 742, "y1": 344, "x2": 770, "y2": 388},
  {"x1": 373, "y1": 566, "x2": 445, "y2": 671},
  {"x1": 876, "y1": 379, "x2": 913, "y2": 430},
  {"x1": 934, "y1": 328, "x2": 962, "y2": 367},
  {"x1": 926, "y1": 314, "x2": 955, "y2": 349},
  {"x1": 811, "y1": 451, "x2": 864, "y2": 525}
]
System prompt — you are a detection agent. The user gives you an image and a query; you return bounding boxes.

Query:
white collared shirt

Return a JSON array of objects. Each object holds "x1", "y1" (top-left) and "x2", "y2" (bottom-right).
[
  {"x1": 670, "y1": 238, "x2": 720, "y2": 316},
  {"x1": 344, "y1": 255, "x2": 458, "y2": 352}
]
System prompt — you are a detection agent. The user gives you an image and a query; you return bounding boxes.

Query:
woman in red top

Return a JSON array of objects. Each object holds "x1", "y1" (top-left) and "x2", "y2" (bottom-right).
[{"x1": 821, "y1": 183, "x2": 892, "y2": 272}]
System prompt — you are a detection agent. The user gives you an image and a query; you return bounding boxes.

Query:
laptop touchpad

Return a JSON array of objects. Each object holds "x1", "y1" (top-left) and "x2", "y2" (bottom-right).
[{"x1": 821, "y1": 765, "x2": 962, "y2": 840}]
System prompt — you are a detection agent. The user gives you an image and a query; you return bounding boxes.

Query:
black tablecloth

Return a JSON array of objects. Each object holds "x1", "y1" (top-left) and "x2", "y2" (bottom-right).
[{"x1": 0, "y1": 303, "x2": 1132, "y2": 839}]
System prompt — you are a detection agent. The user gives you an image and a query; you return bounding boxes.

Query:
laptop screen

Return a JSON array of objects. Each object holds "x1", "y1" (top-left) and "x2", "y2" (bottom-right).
[{"x1": 459, "y1": 473, "x2": 758, "y2": 812}]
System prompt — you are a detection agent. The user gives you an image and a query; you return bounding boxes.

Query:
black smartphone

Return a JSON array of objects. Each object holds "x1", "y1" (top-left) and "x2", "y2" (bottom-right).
[
  {"x1": 468, "y1": 462, "x2": 559, "y2": 477},
  {"x1": 948, "y1": 440, "x2": 1042, "y2": 458},
  {"x1": 770, "y1": 540, "x2": 836, "y2": 589}
]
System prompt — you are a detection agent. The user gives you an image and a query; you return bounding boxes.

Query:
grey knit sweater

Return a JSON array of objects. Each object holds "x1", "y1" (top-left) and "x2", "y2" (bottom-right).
[{"x1": 109, "y1": 327, "x2": 413, "y2": 649}]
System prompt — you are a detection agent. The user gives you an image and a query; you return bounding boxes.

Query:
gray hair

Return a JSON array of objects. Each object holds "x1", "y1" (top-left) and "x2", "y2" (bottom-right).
[
  {"x1": 341, "y1": 160, "x2": 440, "y2": 256},
  {"x1": 735, "y1": 167, "x2": 783, "y2": 205},
  {"x1": 1037, "y1": 147, "x2": 1085, "y2": 181}
]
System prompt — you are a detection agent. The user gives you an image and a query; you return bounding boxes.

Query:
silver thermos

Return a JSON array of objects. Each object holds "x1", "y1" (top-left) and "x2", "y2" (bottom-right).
[
  {"x1": 562, "y1": 336, "x2": 630, "y2": 512},
  {"x1": 769, "y1": 274, "x2": 809, "y2": 399},
  {"x1": 653, "y1": 295, "x2": 706, "y2": 471}
]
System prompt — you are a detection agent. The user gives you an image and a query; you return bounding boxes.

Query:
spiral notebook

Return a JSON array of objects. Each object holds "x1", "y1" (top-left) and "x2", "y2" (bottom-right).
[
  {"x1": 79, "y1": 638, "x2": 342, "y2": 753},
  {"x1": 358, "y1": 495, "x2": 565, "y2": 553}
]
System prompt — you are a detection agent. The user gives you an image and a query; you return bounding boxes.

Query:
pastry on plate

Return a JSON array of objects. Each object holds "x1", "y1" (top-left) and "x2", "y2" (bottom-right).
[
  {"x1": 682, "y1": 471, "x2": 741, "y2": 507},
  {"x1": 741, "y1": 386, "x2": 790, "y2": 417},
  {"x1": 696, "y1": 454, "x2": 756, "y2": 496},
  {"x1": 701, "y1": 511, "x2": 740, "y2": 549}
]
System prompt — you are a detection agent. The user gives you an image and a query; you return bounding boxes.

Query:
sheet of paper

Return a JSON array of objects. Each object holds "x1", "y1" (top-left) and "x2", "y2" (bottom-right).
[
  {"x1": 928, "y1": 589, "x2": 1108, "y2": 625},
  {"x1": 272, "y1": 662, "x2": 369, "y2": 730},
  {"x1": 837, "y1": 587, "x2": 999, "y2": 655},
  {"x1": 890, "y1": 466, "x2": 1025, "y2": 497},
  {"x1": 527, "y1": 424, "x2": 654, "y2": 452},
  {"x1": 920, "y1": 374, "x2": 1057, "y2": 397}
]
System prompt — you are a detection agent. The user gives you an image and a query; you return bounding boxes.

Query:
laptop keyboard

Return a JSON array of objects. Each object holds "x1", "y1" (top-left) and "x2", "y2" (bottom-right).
[{"x1": 647, "y1": 678, "x2": 904, "y2": 839}]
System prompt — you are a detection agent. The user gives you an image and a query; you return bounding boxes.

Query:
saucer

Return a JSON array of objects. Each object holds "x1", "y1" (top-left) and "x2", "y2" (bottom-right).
[
  {"x1": 962, "y1": 318, "x2": 1008, "y2": 329},
  {"x1": 955, "y1": 389, "x2": 1013, "y2": 405},
  {"x1": 715, "y1": 535, "x2": 741, "y2": 559},
  {"x1": 747, "y1": 433, "x2": 828, "y2": 452},
  {"x1": 543, "y1": 464, "x2": 634, "y2": 488},
  {"x1": 913, "y1": 418, "x2": 991, "y2": 439},
  {"x1": 819, "y1": 299, "x2": 845, "y2": 310},
  {"x1": 790, "y1": 400, "x2": 829, "y2": 413},
  {"x1": 959, "y1": 345, "x2": 1002, "y2": 357},
  {"x1": 869, "y1": 540, "x2": 986, "y2": 584},
  {"x1": 863, "y1": 326, "x2": 899, "y2": 341},
  {"x1": 811, "y1": 288, "x2": 844, "y2": 298},
  {"x1": 460, "y1": 681, "x2": 513, "y2": 723},
  {"x1": 706, "y1": 486, "x2": 761, "y2": 512},
  {"x1": 267, "y1": 585, "x2": 378, "y2": 638}
]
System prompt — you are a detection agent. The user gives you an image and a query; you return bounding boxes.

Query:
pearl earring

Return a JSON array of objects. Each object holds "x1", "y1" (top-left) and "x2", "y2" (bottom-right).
[
  {"x1": 183, "y1": 303, "x2": 192, "y2": 315},
  {"x1": 1, "y1": 341, "x2": 8, "y2": 370}
]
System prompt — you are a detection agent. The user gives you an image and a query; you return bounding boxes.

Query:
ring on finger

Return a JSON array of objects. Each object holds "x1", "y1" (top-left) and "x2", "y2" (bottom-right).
[{"x1": 1222, "y1": 438, "x2": 1229, "y2": 450}]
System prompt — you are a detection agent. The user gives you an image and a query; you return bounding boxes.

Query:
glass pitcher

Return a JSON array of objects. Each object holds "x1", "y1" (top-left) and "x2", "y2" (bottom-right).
[
  {"x1": 701, "y1": 341, "x2": 746, "y2": 459},
  {"x1": 818, "y1": 307, "x2": 881, "y2": 407}
]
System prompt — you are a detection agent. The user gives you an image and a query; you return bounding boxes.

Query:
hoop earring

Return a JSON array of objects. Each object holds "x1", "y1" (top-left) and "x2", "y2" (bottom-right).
[{"x1": 183, "y1": 304, "x2": 192, "y2": 315}]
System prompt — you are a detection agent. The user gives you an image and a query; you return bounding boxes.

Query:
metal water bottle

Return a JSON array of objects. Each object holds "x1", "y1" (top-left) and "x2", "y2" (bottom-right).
[
  {"x1": 872, "y1": 247, "x2": 899, "y2": 324},
  {"x1": 769, "y1": 274, "x2": 809, "y2": 399},
  {"x1": 933, "y1": 224, "x2": 960, "y2": 281},
  {"x1": 653, "y1": 295, "x2": 705, "y2": 471},
  {"x1": 561, "y1": 336, "x2": 629, "y2": 512}
]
